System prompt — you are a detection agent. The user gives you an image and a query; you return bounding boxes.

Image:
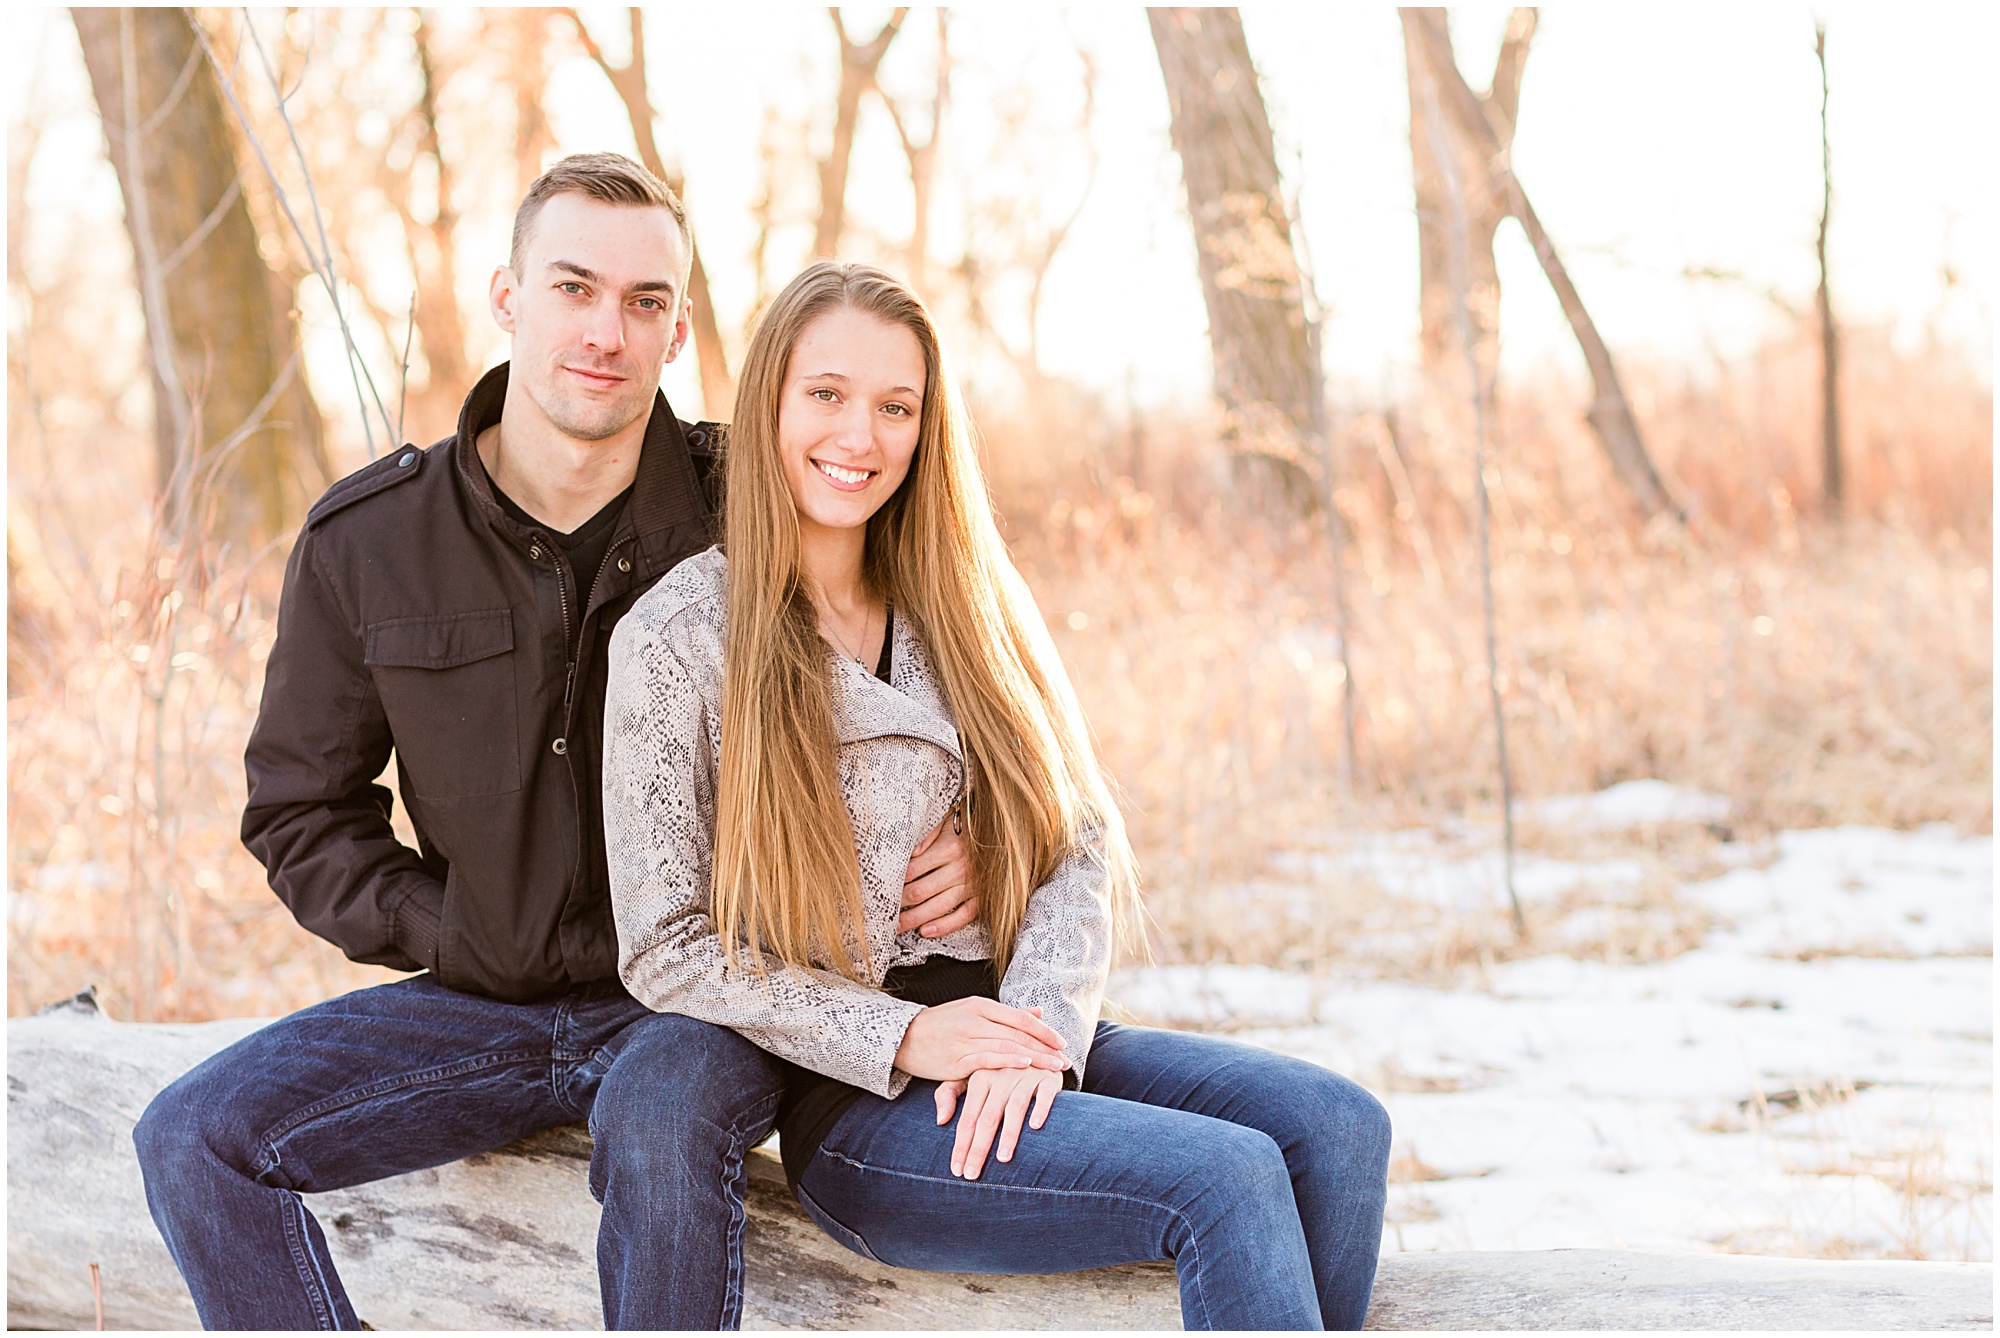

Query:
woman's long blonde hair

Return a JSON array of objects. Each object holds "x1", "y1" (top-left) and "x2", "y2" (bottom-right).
[{"x1": 711, "y1": 261, "x2": 1138, "y2": 979}]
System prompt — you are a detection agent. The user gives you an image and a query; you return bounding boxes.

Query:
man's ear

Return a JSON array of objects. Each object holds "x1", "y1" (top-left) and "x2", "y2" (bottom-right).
[
  {"x1": 664, "y1": 295, "x2": 693, "y2": 365},
  {"x1": 490, "y1": 265, "x2": 519, "y2": 334}
]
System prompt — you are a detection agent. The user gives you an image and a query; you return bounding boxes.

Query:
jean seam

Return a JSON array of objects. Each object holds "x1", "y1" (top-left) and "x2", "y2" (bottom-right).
[
  {"x1": 278, "y1": 1190, "x2": 336, "y2": 1329},
  {"x1": 718, "y1": 1091, "x2": 782, "y2": 1328},
  {"x1": 811, "y1": 1149, "x2": 1210, "y2": 1323},
  {"x1": 256, "y1": 1048, "x2": 548, "y2": 1169}
]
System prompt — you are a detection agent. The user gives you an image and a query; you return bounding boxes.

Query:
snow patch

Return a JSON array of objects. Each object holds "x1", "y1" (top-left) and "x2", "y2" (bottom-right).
[{"x1": 1519, "y1": 780, "x2": 1732, "y2": 831}]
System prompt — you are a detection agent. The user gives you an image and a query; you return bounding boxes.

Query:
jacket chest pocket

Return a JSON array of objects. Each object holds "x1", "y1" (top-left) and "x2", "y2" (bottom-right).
[{"x1": 365, "y1": 610, "x2": 522, "y2": 798}]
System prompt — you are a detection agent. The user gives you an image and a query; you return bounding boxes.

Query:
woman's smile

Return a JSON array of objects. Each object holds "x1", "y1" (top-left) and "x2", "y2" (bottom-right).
[{"x1": 812, "y1": 458, "x2": 878, "y2": 491}]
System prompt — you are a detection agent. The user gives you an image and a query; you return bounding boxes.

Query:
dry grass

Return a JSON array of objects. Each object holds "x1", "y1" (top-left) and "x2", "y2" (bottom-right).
[
  {"x1": 8, "y1": 315, "x2": 1992, "y2": 1020},
  {"x1": 988, "y1": 332, "x2": 1990, "y2": 973}
]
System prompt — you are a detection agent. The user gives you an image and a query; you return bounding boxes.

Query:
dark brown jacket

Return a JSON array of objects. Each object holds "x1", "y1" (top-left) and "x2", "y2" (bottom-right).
[{"x1": 242, "y1": 363, "x2": 722, "y2": 1003}]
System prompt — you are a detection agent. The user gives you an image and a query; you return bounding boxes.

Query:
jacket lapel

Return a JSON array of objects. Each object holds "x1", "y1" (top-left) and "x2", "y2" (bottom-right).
[{"x1": 832, "y1": 610, "x2": 962, "y2": 759}]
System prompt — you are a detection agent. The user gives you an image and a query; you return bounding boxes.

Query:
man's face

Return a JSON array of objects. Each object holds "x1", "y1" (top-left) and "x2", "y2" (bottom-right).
[{"x1": 490, "y1": 193, "x2": 692, "y2": 442}]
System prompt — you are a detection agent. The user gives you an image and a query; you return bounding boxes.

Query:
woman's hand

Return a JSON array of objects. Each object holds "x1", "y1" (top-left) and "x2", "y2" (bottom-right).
[
  {"x1": 933, "y1": 1067, "x2": 1062, "y2": 1179},
  {"x1": 893, "y1": 998, "x2": 1070, "y2": 1081},
  {"x1": 898, "y1": 814, "x2": 980, "y2": 938}
]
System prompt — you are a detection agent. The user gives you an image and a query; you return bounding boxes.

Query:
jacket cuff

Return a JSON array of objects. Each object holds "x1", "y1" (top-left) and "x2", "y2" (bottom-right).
[{"x1": 392, "y1": 886, "x2": 445, "y2": 973}]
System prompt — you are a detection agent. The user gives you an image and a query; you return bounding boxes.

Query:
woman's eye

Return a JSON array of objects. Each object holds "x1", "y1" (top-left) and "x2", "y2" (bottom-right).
[
  {"x1": 811, "y1": 388, "x2": 838, "y2": 402},
  {"x1": 882, "y1": 402, "x2": 912, "y2": 417}
]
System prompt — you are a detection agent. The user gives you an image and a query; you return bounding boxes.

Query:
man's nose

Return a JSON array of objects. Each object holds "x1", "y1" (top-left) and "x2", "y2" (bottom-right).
[{"x1": 579, "y1": 296, "x2": 626, "y2": 353}]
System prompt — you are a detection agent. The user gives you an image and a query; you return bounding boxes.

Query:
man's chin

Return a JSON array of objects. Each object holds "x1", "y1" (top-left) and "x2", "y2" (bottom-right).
[{"x1": 542, "y1": 396, "x2": 650, "y2": 444}]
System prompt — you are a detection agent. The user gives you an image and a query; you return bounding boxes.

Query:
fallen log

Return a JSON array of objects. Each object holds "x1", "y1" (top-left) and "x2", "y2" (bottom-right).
[{"x1": 8, "y1": 1003, "x2": 1990, "y2": 1330}]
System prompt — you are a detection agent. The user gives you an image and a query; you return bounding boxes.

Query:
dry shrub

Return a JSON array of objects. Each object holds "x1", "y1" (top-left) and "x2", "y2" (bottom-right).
[{"x1": 986, "y1": 331, "x2": 1990, "y2": 967}]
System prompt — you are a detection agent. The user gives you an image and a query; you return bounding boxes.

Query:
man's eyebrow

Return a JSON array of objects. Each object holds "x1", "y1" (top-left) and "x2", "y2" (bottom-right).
[{"x1": 547, "y1": 260, "x2": 676, "y2": 296}]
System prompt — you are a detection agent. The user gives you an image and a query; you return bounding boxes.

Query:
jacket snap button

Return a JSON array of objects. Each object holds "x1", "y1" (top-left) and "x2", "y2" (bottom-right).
[
  {"x1": 551, "y1": 738, "x2": 568, "y2": 756},
  {"x1": 397, "y1": 450, "x2": 416, "y2": 467},
  {"x1": 617, "y1": 557, "x2": 632, "y2": 573}
]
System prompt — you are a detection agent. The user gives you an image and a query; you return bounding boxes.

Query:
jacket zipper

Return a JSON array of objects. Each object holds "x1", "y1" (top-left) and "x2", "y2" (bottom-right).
[{"x1": 545, "y1": 536, "x2": 624, "y2": 740}]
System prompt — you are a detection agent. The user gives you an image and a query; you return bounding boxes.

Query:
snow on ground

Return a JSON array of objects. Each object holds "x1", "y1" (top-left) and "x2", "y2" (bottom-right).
[{"x1": 1110, "y1": 803, "x2": 1993, "y2": 1262}]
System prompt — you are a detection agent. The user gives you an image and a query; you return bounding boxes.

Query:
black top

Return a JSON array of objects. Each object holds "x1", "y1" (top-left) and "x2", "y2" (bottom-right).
[
  {"x1": 774, "y1": 604, "x2": 1002, "y2": 1189},
  {"x1": 486, "y1": 471, "x2": 635, "y2": 657}
]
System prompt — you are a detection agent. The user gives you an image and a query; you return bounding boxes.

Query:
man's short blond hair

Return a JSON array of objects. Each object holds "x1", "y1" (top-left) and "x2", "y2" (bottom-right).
[{"x1": 510, "y1": 152, "x2": 691, "y2": 279}]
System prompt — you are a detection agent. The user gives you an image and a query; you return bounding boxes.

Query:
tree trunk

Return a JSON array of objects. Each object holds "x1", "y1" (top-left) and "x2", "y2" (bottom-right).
[
  {"x1": 1403, "y1": 8, "x2": 1534, "y2": 403},
  {"x1": 562, "y1": 8, "x2": 735, "y2": 418},
  {"x1": 1814, "y1": 21, "x2": 1842, "y2": 520},
  {"x1": 884, "y1": 10, "x2": 949, "y2": 295},
  {"x1": 504, "y1": 9, "x2": 559, "y2": 201},
  {"x1": 404, "y1": 14, "x2": 473, "y2": 444},
  {"x1": 73, "y1": 7, "x2": 322, "y2": 545},
  {"x1": 1147, "y1": 7, "x2": 1320, "y2": 493},
  {"x1": 1408, "y1": 10, "x2": 1682, "y2": 521},
  {"x1": 814, "y1": 8, "x2": 908, "y2": 259}
]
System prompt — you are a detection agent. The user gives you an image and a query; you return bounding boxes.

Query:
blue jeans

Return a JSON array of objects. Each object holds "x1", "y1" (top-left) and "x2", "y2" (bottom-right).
[
  {"x1": 132, "y1": 975, "x2": 785, "y2": 1330},
  {"x1": 795, "y1": 1022, "x2": 1391, "y2": 1331}
]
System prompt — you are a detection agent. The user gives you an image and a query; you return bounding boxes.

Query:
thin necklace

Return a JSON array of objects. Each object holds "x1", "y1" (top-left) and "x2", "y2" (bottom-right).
[{"x1": 824, "y1": 599, "x2": 877, "y2": 668}]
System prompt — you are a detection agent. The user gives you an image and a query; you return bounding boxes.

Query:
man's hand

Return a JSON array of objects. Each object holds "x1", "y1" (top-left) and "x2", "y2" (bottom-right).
[
  {"x1": 899, "y1": 813, "x2": 980, "y2": 938},
  {"x1": 893, "y1": 998, "x2": 1070, "y2": 1082},
  {"x1": 934, "y1": 1067, "x2": 1063, "y2": 1179}
]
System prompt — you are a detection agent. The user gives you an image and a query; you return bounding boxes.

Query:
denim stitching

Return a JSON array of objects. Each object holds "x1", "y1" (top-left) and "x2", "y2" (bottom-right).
[
  {"x1": 278, "y1": 1190, "x2": 337, "y2": 1329},
  {"x1": 811, "y1": 1149, "x2": 1209, "y2": 1322},
  {"x1": 792, "y1": 1179, "x2": 882, "y2": 1262},
  {"x1": 260, "y1": 1049, "x2": 547, "y2": 1151},
  {"x1": 719, "y1": 1091, "x2": 783, "y2": 1327}
]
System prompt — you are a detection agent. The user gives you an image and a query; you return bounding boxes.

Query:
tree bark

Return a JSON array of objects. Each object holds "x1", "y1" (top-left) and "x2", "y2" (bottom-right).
[
  {"x1": 1814, "y1": 21, "x2": 1842, "y2": 520},
  {"x1": 562, "y1": 8, "x2": 734, "y2": 418},
  {"x1": 73, "y1": 6, "x2": 322, "y2": 544},
  {"x1": 1403, "y1": 8, "x2": 1534, "y2": 399},
  {"x1": 815, "y1": 8, "x2": 908, "y2": 259},
  {"x1": 883, "y1": 10, "x2": 949, "y2": 295},
  {"x1": 402, "y1": 14, "x2": 473, "y2": 442},
  {"x1": 1408, "y1": 10, "x2": 1682, "y2": 521},
  {"x1": 503, "y1": 9, "x2": 559, "y2": 200},
  {"x1": 1147, "y1": 7, "x2": 1321, "y2": 490}
]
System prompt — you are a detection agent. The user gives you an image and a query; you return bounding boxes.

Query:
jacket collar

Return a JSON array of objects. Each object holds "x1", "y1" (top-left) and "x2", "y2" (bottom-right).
[
  {"x1": 450, "y1": 362, "x2": 711, "y2": 567},
  {"x1": 831, "y1": 609, "x2": 963, "y2": 761}
]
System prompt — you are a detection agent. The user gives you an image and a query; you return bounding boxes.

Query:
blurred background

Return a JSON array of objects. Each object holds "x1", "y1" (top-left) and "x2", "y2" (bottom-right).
[{"x1": 7, "y1": 6, "x2": 1991, "y2": 1261}]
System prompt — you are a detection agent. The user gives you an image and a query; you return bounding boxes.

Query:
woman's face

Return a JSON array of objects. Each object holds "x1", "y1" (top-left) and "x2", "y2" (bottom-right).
[{"x1": 777, "y1": 305, "x2": 926, "y2": 538}]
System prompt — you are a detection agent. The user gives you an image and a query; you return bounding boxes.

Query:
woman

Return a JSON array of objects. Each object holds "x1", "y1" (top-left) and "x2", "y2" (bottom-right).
[{"x1": 604, "y1": 262, "x2": 1390, "y2": 1330}]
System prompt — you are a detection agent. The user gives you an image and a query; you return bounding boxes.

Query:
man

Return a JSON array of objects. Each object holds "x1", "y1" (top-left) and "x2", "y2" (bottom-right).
[{"x1": 133, "y1": 154, "x2": 1006, "y2": 1330}]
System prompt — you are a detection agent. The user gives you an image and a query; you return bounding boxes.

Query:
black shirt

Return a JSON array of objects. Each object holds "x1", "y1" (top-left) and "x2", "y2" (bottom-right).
[{"x1": 485, "y1": 471, "x2": 635, "y2": 656}]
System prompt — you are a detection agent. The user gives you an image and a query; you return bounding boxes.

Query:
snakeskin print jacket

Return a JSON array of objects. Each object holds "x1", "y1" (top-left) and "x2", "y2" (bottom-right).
[{"x1": 602, "y1": 547, "x2": 1112, "y2": 1100}]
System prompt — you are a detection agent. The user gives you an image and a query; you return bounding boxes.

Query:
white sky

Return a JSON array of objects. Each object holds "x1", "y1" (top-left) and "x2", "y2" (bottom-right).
[{"x1": 11, "y1": 5, "x2": 1995, "y2": 427}]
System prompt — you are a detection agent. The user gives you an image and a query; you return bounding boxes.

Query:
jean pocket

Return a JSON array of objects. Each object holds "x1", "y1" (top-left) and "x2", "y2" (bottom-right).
[{"x1": 793, "y1": 1176, "x2": 884, "y2": 1263}]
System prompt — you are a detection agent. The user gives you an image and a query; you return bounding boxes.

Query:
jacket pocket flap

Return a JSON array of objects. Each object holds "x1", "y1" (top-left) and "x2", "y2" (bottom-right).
[{"x1": 365, "y1": 610, "x2": 514, "y2": 669}]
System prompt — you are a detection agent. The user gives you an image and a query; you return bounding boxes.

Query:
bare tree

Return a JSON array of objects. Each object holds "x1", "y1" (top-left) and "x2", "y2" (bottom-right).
[
  {"x1": 1403, "y1": 8, "x2": 1535, "y2": 402},
  {"x1": 880, "y1": 10, "x2": 950, "y2": 294},
  {"x1": 393, "y1": 14, "x2": 473, "y2": 434},
  {"x1": 1814, "y1": 19, "x2": 1842, "y2": 519},
  {"x1": 1406, "y1": 9, "x2": 1681, "y2": 521},
  {"x1": 562, "y1": 8, "x2": 735, "y2": 417},
  {"x1": 502, "y1": 9, "x2": 559, "y2": 200},
  {"x1": 953, "y1": 40, "x2": 1100, "y2": 387},
  {"x1": 72, "y1": 7, "x2": 324, "y2": 543},
  {"x1": 815, "y1": 8, "x2": 908, "y2": 258},
  {"x1": 1147, "y1": 8, "x2": 1321, "y2": 494}
]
